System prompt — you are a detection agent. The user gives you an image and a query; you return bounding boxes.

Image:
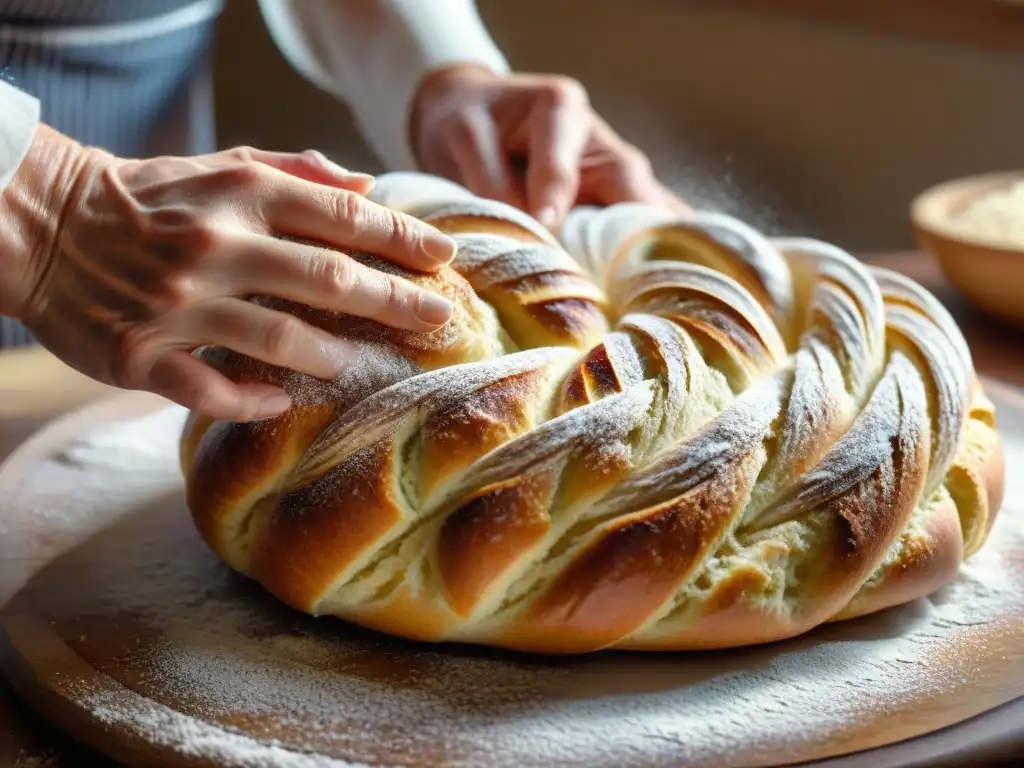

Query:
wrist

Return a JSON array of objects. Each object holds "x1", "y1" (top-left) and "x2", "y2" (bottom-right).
[
  {"x1": 409, "y1": 63, "x2": 501, "y2": 166},
  {"x1": 0, "y1": 124, "x2": 96, "y2": 320}
]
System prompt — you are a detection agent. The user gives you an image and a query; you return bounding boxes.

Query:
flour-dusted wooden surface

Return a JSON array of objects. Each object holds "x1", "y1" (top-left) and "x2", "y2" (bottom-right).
[
  {"x1": 0, "y1": 379, "x2": 1023, "y2": 767},
  {"x1": 0, "y1": 349, "x2": 119, "y2": 768}
]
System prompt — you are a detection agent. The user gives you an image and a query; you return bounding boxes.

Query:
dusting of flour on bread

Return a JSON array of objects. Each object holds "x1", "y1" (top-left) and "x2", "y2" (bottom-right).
[{"x1": 20, "y1": 404, "x2": 1021, "y2": 766}]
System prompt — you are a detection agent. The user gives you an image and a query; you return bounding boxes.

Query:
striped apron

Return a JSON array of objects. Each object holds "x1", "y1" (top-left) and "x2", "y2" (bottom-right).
[{"x1": 0, "y1": 0, "x2": 224, "y2": 347}]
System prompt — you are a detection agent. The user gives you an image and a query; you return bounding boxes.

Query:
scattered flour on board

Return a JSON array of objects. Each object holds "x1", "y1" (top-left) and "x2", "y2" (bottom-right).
[
  {"x1": 78, "y1": 684, "x2": 365, "y2": 768},
  {"x1": 24, "y1": 404, "x2": 1024, "y2": 766},
  {"x1": 12, "y1": 751, "x2": 60, "y2": 768}
]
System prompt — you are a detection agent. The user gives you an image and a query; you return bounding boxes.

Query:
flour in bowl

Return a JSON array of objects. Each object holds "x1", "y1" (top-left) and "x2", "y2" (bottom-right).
[{"x1": 947, "y1": 180, "x2": 1024, "y2": 249}]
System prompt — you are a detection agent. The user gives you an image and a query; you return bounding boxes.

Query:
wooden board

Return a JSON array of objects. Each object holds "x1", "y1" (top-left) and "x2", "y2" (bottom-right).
[{"x1": 0, "y1": 384, "x2": 1023, "y2": 768}]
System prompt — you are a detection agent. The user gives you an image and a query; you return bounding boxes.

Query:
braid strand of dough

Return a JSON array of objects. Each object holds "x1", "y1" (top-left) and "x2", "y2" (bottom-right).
[{"x1": 180, "y1": 172, "x2": 1005, "y2": 654}]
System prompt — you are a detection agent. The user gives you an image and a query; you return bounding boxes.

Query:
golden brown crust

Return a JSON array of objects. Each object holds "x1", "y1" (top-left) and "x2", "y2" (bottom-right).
[
  {"x1": 183, "y1": 404, "x2": 336, "y2": 572},
  {"x1": 829, "y1": 496, "x2": 965, "y2": 623},
  {"x1": 438, "y1": 472, "x2": 557, "y2": 617},
  {"x1": 516, "y1": 478, "x2": 756, "y2": 653},
  {"x1": 179, "y1": 173, "x2": 1006, "y2": 655},
  {"x1": 252, "y1": 441, "x2": 405, "y2": 612},
  {"x1": 418, "y1": 368, "x2": 548, "y2": 500}
]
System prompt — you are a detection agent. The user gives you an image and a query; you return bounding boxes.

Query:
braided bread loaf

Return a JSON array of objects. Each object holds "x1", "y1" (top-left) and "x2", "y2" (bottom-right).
[{"x1": 180, "y1": 172, "x2": 1005, "y2": 654}]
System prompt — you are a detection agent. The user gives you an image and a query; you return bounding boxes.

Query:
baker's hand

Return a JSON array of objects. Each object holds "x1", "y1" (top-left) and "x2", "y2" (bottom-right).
[
  {"x1": 0, "y1": 126, "x2": 457, "y2": 422},
  {"x1": 411, "y1": 64, "x2": 690, "y2": 229}
]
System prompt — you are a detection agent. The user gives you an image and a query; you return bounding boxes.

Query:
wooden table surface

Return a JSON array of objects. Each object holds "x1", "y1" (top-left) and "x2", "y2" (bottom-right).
[{"x1": 1, "y1": 251, "x2": 1022, "y2": 767}]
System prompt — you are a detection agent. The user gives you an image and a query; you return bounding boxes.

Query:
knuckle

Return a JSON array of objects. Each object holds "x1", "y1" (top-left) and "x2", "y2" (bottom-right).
[
  {"x1": 184, "y1": 221, "x2": 221, "y2": 253},
  {"x1": 332, "y1": 190, "x2": 364, "y2": 230},
  {"x1": 152, "y1": 275, "x2": 192, "y2": 310},
  {"x1": 546, "y1": 76, "x2": 588, "y2": 107},
  {"x1": 144, "y1": 210, "x2": 220, "y2": 261},
  {"x1": 217, "y1": 161, "x2": 265, "y2": 188},
  {"x1": 146, "y1": 205, "x2": 200, "y2": 233},
  {"x1": 109, "y1": 324, "x2": 154, "y2": 388},
  {"x1": 189, "y1": 391, "x2": 217, "y2": 417},
  {"x1": 388, "y1": 211, "x2": 413, "y2": 247},
  {"x1": 621, "y1": 144, "x2": 652, "y2": 174},
  {"x1": 262, "y1": 316, "x2": 304, "y2": 360},
  {"x1": 380, "y1": 275, "x2": 403, "y2": 311},
  {"x1": 312, "y1": 252, "x2": 356, "y2": 296},
  {"x1": 175, "y1": 218, "x2": 220, "y2": 254},
  {"x1": 227, "y1": 146, "x2": 256, "y2": 163},
  {"x1": 299, "y1": 148, "x2": 331, "y2": 169},
  {"x1": 181, "y1": 378, "x2": 211, "y2": 412},
  {"x1": 362, "y1": 269, "x2": 406, "y2": 314}
]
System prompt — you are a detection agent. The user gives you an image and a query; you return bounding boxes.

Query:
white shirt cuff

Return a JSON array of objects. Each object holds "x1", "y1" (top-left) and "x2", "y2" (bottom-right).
[
  {"x1": 0, "y1": 81, "x2": 41, "y2": 192},
  {"x1": 258, "y1": 0, "x2": 510, "y2": 171}
]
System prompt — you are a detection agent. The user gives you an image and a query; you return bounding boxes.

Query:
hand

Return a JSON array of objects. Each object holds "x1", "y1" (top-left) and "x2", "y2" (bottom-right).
[
  {"x1": 0, "y1": 126, "x2": 458, "y2": 422},
  {"x1": 411, "y1": 64, "x2": 690, "y2": 229}
]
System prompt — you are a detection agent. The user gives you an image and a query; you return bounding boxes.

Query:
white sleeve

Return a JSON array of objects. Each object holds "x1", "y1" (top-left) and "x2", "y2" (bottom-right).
[
  {"x1": 0, "y1": 81, "x2": 41, "y2": 192},
  {"x1": 257, "y1": 0, "x2": 510, "y2": 172}
]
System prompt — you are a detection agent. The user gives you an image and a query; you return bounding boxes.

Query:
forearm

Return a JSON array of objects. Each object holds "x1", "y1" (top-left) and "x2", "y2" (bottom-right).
[
  {"x1": 257, "y1": 0, "x2": 510, "y2": 171},
  {"x1": 0, "y1": 81, "x2": 43, "y2": 317},
  {"x1": 0, "y1": 82, "x2": 85, "y2": 319}
]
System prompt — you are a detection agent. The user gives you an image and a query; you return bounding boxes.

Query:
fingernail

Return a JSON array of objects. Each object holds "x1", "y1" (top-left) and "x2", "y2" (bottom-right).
[
  {"x1": 416, "y1": 291, "x2": 455, "y2": 326},
  {"x1": 423, "y1": 232, "x2": 458, "y2": 265},
  {"x1": 258, "y1": 391, "x2": 292, "y2": 417}
]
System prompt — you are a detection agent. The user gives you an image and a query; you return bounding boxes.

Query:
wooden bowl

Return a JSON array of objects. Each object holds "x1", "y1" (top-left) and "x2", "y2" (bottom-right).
[{"x1": 911, "y1": 170, "x2": 1024, "y2": 327}]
